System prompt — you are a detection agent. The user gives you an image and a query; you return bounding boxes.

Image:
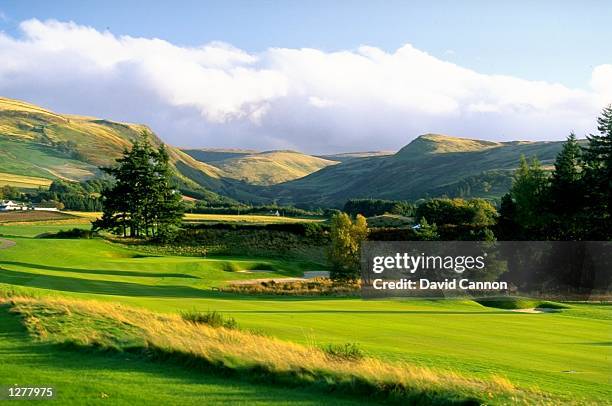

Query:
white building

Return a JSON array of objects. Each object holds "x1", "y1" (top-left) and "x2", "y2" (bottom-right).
[
  {"x1": 32, "y1": 206, "x2": 59, "y2": 212},
  {"x1": 0, "y1": 200, "x2": 28, "y2": 211}
]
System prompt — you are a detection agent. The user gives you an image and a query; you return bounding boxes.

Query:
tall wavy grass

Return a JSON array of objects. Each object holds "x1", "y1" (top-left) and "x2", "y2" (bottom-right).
[{"x1": 4, "y1": 296, "x2": 553, "y2": 405}]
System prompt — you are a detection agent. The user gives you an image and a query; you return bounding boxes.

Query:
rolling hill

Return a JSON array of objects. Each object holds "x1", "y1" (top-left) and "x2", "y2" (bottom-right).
[
  {"x1": 0, "y1": 97, "x2": 571, "y2": 207},
  {"x1": 181, "y1": 148, "x2": 257, "y2": 163},
  {"x1": 0, "y1": 97, "x2": 247, "y2": 201},
  {"x1": 185, "y1": 149, "x2": 339, "y2": 185},
  {"x1": 269, "y1": 134, "x2": 567, "y2": 207}
]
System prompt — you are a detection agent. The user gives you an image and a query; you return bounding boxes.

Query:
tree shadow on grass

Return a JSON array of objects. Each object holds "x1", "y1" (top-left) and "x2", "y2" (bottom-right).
[
  {"x1": 0, "y1": 306, "x2": 363, "y2": 405},
  {"x1": 0, "y1": 269, "x2": 529, "y2": 312},
  {"x1": 0, "y1": 268, "x2": 210, "y2": 298},
  {"x1": 0, "y1": 268, "x2": 328, "y2": 301},
  {"x1": 0, "y1": 260, "x2": 199, "y2": 279}
]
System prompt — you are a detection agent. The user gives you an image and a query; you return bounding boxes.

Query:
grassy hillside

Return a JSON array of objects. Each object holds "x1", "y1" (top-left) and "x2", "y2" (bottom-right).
[
  {"x1": 0, "y1": 172, "x2": 53, "y2": 189},
  {"x1": 0, "y1": 137, "x2": 98, "y2": 182},
  {"x1": 271, "y1": 134, "x2": 567, "y2": 206},
  {"x1": 182, "y1": 148, "x2": 257, "y2": 163},
  {"x1": 0, "y1": 97, "x2": 573, "y2": 206},
  {"x1": 0, "y1": 97, "x2": 239, "y2": 200},
  {"x1": 185, "y1": 149, "x2": 339, "y2": 185},
  {"x1": 317, "y1": 151, "x2": 395, "y2": 162}
]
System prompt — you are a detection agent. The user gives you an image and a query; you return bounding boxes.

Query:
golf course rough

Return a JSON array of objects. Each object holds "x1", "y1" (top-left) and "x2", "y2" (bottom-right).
[{"x1": 0, "y1": 221, "x2": 610, "y2": 404}]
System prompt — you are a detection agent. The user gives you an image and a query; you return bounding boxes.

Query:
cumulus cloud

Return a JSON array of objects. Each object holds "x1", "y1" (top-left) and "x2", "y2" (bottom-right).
[{"x1": 0, "y1": 19, "x2": 610, "y2": 153}]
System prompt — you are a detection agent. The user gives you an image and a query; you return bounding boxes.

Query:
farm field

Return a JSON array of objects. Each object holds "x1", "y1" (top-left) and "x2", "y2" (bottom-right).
[
  {"x1": 183, "y1": 213, "x2": 324, "y2": 224},
  {"x1": 0, "y1": 220, "x2": 610, "y2": 404},
  {"x1": 0, "y1": 172, "x2": 52, "y2": 189},
  {"x1": 64, "y1": 211, "x2": 323, "y2": 224}
]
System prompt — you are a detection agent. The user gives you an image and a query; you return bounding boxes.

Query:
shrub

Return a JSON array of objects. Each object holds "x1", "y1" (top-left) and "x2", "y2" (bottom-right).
[
  {"x1": 142, "y1": 226, "x2": 329, "y2": 261},
  {"x1": 322, "y1": 342, "x2": 366, "y2": 361},
  {"x1": 222, "y1": 277, "x2": 359, "y2": 296},
  {"x1": 416, "y1": 198, "x2": 497, "y2": 227},
  {"x1": 180, "y1": 310, "x2": 238, "y2": 329},
  {"x1": 186, "y1": 222, "x2": 330, "y2": 237},
  {"x1": 343, "y1": 199, "x2": 415, "y2": 217}
]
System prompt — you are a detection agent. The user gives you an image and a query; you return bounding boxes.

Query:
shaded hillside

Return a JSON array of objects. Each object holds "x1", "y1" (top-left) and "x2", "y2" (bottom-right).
[
  {"x1": 270, "y1": 134, "x2": 567, "y2": 207},
  {"x1": 317, "y1": 151, "x2": 394, "y2": 163},
  {"x1": 182, "y1": 148, "x2": 257, "y2": 163},
  {"x1": 0, "y1": 97, "x2": 243, "y2": 201}
]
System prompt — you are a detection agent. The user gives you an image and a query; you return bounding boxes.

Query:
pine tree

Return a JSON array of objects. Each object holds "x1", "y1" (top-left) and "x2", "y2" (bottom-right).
[
  {"x1": 151, "y1": 144, "x2": 184, "y2": 240},
  {"x1": 582, "y1": 105, "x2": 612, "y2": 238},
  {"x1": 548, "y1": 133, "x2": 585, "y2": 239},
  {"x1": 506, "y1": 155, "x2": 550, "y2": 239},
  {"x1": 93, "y1": 132, "x2": 184, "y2": 239},
  {"x1": 496, "y1": 193, "x2": 521, "y2": 239}
]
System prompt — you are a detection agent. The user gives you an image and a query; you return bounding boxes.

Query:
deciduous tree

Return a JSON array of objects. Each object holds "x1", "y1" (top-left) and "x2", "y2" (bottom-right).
[{"x1": 328, "y1": 213, "x2": 368, "y2": 281}]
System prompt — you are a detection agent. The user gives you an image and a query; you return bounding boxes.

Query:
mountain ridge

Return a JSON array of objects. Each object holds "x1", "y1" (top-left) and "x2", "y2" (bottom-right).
[
  {"x1": 0, "y1": 96, "x2": 568, "y2": 207},
  {"x1": 268, "y1": 133, "x2": 567, "y2": 206}
]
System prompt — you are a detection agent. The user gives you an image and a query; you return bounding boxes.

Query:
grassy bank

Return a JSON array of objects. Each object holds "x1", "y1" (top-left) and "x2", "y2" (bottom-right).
[
  {"x1": 4, "y1": 295, "x2": 551, "y2": 405},
  {"x1": 0, "y1": 302, "x2": 357, "y2": 405}
]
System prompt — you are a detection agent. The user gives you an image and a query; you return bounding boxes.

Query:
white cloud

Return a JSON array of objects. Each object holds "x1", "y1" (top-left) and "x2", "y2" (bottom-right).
[
  {"x1": 591, "y1": 64, "x2": 612, "y2": 102},
  {"x1": 0, "y1": 19, "x2": 610, "y2": 153}
]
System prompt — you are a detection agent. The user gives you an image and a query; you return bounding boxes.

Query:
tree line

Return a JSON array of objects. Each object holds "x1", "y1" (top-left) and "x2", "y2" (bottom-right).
[
  {"x1": 343, "y1": 199, "x2": 415, "y2": 218},
  {"x1": 499, "y1": 106, "x2": 611, "y2": 241},
  {"x1": 1, "y1": 180, "x2": 107, "y2": 211}
]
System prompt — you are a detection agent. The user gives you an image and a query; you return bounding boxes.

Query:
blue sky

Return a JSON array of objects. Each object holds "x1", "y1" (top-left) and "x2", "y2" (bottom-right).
[
  {"x1": 2, "y1": 0, "x2": 609, "y2": 89},
  {"x1": 0, "y1": 1, "x2": 610, "y2": 152}
]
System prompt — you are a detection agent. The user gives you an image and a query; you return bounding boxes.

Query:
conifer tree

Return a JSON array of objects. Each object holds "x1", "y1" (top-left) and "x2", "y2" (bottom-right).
[
  {"x1": 548, "y1": 133, "x2": 584, "y2": 239},
  {"x1": 582, "y1": 105, "x2": 612, "y2": 238},
  {"x1": 93, "y1": 132, "x2": 184, "y2": 239},
  {"x1": 499, "y1": 155, "x2": 550, "y2": 239}
]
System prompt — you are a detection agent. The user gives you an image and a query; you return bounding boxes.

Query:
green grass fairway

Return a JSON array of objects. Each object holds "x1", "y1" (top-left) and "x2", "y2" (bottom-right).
[
  {"x1": 0, "y1": 222, "x2": 90, "y2": 238},
  {"x1": 0, "y1": 230, "x2": 610, "y2": 404}
]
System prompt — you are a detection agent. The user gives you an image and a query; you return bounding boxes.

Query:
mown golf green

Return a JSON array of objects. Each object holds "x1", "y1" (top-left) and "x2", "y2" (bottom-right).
[{"x1": 0, "y1": 222, "x2": 610, "y2": 404}]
